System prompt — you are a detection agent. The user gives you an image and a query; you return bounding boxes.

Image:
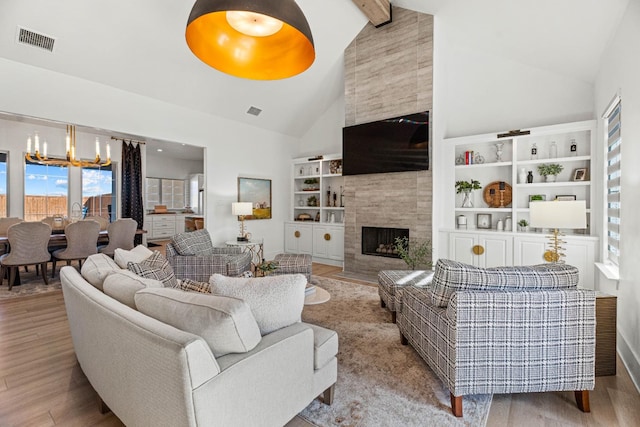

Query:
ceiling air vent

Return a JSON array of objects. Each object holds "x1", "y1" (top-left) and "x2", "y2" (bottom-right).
[
  {"x1": 16, "y1": 26, "x2": 55, "y2": 52},
  {"x1": 247, "y1": 106, "x2": 262, "y2": 116}
]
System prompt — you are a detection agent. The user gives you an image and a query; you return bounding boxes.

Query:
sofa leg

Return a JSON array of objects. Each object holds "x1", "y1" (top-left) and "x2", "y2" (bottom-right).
[
  {"x1": 450, "y1": 393, "x2": 463, "y2": 417},
  {"x1": 97, "y1": 394, "x2": 111, "y2": 414},
  {"x1": 322, "y1": 384, "x2": 335, "y2": 405},
  {"x1": 575, "y1": 390, "x2": 590, "y2": 412},
  {"x1": 391, "y1": 311, "x2": 397, "y2": 323},
  {"x1": 380, "y1": 299, "x2": 386, "y2": 308},
  {"x1": 400, "y1": 332, "x2": 408, "y2": 345}
]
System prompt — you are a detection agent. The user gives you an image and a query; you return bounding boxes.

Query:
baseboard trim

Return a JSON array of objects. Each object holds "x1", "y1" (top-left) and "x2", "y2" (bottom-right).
[{"x1": 618, "y1": 330, "x2": 640, "y2": 393}]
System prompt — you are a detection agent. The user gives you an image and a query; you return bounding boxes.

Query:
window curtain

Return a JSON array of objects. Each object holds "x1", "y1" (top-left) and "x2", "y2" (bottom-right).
[{"x1": 121, "y1": 142, "x2": 144, "y2": 244}]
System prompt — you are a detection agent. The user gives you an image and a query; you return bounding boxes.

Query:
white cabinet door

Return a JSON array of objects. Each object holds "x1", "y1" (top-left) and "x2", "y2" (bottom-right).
[
  {"x1": 448, "y1": 232, "x2": 512, "y2": 267},
  {"x1": 514, "y1": 234, "x2": 597, "y2": 289},
  {"x1": 313, "y1": 225, "x2": 344, "y2": 261},
  {"x1": 285, "y1": 223, "x2": 313, "y2": 255}
]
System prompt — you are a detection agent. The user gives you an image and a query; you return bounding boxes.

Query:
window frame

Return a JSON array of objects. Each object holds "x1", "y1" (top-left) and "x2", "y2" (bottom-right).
[{"x1": 602, "y1": 94, "x2": 621, "y2": 267}]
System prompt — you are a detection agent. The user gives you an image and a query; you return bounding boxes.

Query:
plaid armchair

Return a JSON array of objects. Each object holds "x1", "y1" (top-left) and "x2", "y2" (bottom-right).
[
  {"x1": 397, "y1": 259, "x2": 596, "y2": 417},
  {"x1": 165, "y1": 230, "x2": 251, "y2": 282}
]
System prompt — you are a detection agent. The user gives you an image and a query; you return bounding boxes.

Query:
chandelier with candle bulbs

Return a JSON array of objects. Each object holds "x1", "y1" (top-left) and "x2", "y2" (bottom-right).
[{"x1": 25, "y1": 125, "x2": 111, "y2": 168}]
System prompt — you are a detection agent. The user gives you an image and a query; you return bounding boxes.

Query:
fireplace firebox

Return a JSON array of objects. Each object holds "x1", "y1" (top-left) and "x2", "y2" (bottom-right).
[{"x1": 361, "y1": 226, "x2": 409, "y2": 258}]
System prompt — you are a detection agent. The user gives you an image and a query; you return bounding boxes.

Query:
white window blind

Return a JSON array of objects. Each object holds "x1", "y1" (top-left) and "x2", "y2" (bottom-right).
[{"x1": 605, "y1": 99, "x2": 621, "y2": 265}]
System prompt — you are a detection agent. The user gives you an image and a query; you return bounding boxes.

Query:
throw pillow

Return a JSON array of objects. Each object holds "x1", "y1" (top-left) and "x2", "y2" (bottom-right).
[
  {"x1": 171, "y1": 229, "x2": 215, "y2": 256},
  {"x1": 127, "y1": 251, "x2": 177, "y2": 288},
  {"x1": 103, "y1": 270, "x2": 163, "y2": 309},
  {"x1": 177, "y1": 278, "x2": 211, "y2": 294},
  {"x1": 114, "y1": 245, "x2": 154, "y2": 269},
  {"x1": 80, "y1": 253, "x2": 121, "y2": 291},
  {"x1": 430, "y1": 259, "x2": 580, "y2": 308},
  {"x1": 209, "y1": 273, "x2": 306, "y2": 335},
  {"x1": 135, "y1": 287, "x2": 261, "y2": 357}
]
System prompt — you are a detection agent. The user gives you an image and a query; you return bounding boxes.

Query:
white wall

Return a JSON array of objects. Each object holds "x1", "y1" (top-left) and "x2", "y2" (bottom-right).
[
  {"x1": 298, "y1": 96, "x2": 345, "y2": 157},
  {"x1": 0, "y1": 58, "x2": 298, "y2": 259},
  {"x1": 146, "y1": 155, "x2": 202, "y2": 180},
  {"x1": 594, "y1": 0, "x2": 640, "y2": 389}
]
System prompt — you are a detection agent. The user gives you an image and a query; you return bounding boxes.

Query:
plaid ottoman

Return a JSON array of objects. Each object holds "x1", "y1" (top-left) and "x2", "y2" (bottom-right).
[
  {"x1": 378, "y1": 270, "x2": 434, "y2": 323},
  {"x1": 272, "y1": 253, "x2": 312, "y2": 283}
]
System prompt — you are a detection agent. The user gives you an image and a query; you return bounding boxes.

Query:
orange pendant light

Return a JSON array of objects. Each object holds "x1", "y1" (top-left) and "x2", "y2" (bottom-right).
[{"x1": 186, "y1": 0, "x2": 315, "y2": 80}]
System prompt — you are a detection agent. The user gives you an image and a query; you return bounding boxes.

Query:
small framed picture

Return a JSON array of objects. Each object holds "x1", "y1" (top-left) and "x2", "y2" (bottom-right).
[
  {"x1": 555, "y1": 195, "x2": 577, "y2": 201},
  {"x1": 572, "y1": 168, "x2": 588, "y2": 181},
  {"x1": 476, "y1": 213, "x2": 492, "y2": 229}
]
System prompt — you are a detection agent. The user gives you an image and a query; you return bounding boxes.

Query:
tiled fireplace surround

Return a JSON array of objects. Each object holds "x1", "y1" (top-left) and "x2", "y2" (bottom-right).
[
  {"x1": 343, "y1": 170, "x2": 432, "y2": 277},
  {"x1": 342, "y1": 7, "x2": 433, "y2": 277}
]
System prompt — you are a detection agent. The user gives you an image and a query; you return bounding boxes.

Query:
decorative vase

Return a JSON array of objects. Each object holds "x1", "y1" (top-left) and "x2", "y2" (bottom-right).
[
  {"x1": 545, "y1": 174, "x2": 556, "y2": 182},
  {"x1": 518, "y1": 168, "x2": 527, "y2": 184},
  {"x1": 527, "y1": 171, "x2": 534, "y2": 183},
  {"x1": 461, "y1": 190, "x2": 473, "y2": 208}
]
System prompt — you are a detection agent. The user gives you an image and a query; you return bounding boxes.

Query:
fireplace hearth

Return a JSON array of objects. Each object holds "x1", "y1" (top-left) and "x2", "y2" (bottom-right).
[{"x1": 361, "y1": 226, "x2": 409, "y2": 258}]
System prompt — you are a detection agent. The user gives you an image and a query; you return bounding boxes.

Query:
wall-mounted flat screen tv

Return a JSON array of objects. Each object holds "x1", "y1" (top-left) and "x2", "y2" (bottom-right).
[{"x1": 342, "y1": 111, "x2": 429, "y2": 176}]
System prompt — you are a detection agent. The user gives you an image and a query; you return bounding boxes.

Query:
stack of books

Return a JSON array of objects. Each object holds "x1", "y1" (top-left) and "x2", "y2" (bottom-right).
[{"x1": 305, "y1": 285, "x2": 316, "y2": 296}]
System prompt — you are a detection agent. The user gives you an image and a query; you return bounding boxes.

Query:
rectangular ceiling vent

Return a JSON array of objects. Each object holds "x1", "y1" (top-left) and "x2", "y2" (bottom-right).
[
  {"x1": 247, "y1": 106, "x2": 262, "y2": 116},
  {"x1": 16, "y1": 26, "x2": 56, "y2": 52}
]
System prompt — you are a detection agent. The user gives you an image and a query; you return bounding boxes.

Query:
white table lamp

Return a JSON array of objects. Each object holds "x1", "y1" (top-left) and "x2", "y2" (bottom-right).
[
  {"x1": 232, "y1": 202, "x2": 253, "y2": 241},
  {"x1": 529, "y1": 200, "x2": 587, "y2": 263}
]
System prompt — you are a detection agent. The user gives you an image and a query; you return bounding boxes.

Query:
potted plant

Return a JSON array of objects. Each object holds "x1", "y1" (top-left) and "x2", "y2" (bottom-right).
[
  {"x1": 537, "y1": 163, "x2": 563, "y2": 182},
  {"x1": 455, "y1": 179, "x2": 481, "y2": 208},
  {"x1": 303, "y1": 178, "x2": 319, "y2": 190},
  {"x1": 517, "y1": 219, "x2": 529, "y2": 232},
  {"x1": 307, "y1": 195, "x2": 318, "y2": 206},
  {"x1": 393, "y1": 237, "x2": 433, "y2": 270}
]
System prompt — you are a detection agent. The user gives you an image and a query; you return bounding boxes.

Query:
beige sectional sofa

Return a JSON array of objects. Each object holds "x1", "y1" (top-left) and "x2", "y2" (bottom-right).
[{"x1": 60, "y1": 253, "x2": 338, "y2": 427}]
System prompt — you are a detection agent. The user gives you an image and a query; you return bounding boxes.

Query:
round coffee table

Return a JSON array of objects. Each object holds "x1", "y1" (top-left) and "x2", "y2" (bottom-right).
[{"x1": 304, "y1": 287, "x2": 330, "y2": 305}]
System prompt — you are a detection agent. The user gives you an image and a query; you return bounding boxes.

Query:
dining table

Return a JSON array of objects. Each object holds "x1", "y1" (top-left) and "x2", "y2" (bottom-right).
[{"x1": 0, "y1": 228, "x2": 147, "y2": 286}]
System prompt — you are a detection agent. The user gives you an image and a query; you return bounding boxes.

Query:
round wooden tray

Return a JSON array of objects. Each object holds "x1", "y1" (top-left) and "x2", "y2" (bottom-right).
[{"x1": 483, "y1": 181, "x2": 512, "y2": 207}]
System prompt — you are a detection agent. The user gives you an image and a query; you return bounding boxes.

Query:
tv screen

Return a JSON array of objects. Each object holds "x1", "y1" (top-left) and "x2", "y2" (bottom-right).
[{"x1": 342, "y1": 111, "x2": 429, "y2": 176}]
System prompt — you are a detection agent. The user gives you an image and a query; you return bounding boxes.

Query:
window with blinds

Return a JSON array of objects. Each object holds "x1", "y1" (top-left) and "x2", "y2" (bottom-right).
[{"x1": 605, "y1": 98, "x2": 621, "y2": 265}]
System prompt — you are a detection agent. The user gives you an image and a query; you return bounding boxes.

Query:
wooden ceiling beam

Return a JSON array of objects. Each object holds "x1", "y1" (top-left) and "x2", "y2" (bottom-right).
[{"x1": 351, "y1": 0, "x2": 392, "y2": 27}]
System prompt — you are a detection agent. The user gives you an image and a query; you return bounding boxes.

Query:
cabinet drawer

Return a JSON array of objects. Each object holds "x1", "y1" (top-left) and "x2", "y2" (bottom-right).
[
  {"x1": 153, "y1": 229, "x2": 175, "y2": 238},
  {"x1": 153, "y1": 222, "x2": 174, "y2": 231}
]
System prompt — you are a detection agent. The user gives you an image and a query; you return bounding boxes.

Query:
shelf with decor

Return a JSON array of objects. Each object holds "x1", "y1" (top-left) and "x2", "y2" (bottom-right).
[
  {"x1": 438, "y1": 120, "x2": 598, "y2": 288},
  {"x1": 289, "y1": 154, "x2": 344, "y2": 266}
]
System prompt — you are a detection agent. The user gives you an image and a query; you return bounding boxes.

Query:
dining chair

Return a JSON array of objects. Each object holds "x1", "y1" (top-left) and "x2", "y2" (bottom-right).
[
  {"x1": 0, "y1": 221, "x2": 51, "y2": 290},
  {"x1": 84, "y1": 215, "x2": 110, "y2": 231},
  {"x1": 99, "y1": 218, "x2": 138, "y2": 257},
  {"x1": 0, "y1": 217, "x2": 22, "y2": 255},
  {"x1": 51, "y1": 220, "x2": 100, "y2": 278}
]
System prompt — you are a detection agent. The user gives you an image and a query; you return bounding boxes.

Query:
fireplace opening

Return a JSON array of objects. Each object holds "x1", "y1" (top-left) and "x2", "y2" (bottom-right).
[{"x1": 361, "y1": 226, "x2": 409, "y2": 258}]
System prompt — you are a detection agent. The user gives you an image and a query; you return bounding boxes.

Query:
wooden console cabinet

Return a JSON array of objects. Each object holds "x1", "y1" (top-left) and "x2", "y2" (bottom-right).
[{"x1": 595, "y1": 293, "x2": 617, "y2": 376}]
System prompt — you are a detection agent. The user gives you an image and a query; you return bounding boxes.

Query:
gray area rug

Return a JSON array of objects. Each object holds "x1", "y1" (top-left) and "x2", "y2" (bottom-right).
[
  {"x1": 0, "y1": 269, "x2": 62, "y2": 299},
  {"x1": 299, "y1": 277, "x2": 492, "y2": 427}
]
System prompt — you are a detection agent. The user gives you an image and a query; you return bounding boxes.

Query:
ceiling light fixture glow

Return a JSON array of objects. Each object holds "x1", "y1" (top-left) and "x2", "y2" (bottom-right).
[
  {"x1": 226, "y1": 11, "x2": 283, "y2": 37},
  {"x1": 186, "y1": 0, "x2": 315, "y2": 80}
]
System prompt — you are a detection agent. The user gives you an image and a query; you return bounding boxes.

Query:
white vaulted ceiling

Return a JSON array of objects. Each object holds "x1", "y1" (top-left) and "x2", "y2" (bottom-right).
[{"x1": 0, "y1": 0, "x2": 628, "y2": 138}]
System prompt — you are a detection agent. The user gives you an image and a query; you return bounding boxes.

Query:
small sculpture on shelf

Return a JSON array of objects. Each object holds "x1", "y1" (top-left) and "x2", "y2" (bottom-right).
[
  {"x1": 494, "y1": 142, "x2": 504, "y2": 162},
  {"x1": 340, "y1": 186, "x2": 344, "y2": 207},
  {"x1": 333, "y1": 192, "x2": 337, "y2": 207}
]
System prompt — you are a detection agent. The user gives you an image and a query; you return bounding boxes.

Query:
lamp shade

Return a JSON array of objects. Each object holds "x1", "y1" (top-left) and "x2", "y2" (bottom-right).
[
  {"x1": 185, "y1": 0, "x2": 315, "y2": 80},
  {"x1": 232, "y1": 202, "x2": 253, "y2": 216},
  {"x1": 529, "y1": 200, "x2": 587, "y2": 229}
]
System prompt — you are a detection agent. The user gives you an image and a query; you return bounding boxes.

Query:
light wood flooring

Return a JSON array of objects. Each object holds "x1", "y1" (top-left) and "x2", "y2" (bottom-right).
[{"x1": 0, "y1": 263, "x2": 638, "y2": 426}]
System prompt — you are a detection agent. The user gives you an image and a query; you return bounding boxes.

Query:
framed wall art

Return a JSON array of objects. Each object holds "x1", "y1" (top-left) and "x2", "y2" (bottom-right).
[
  {"x1": 476, "y1": 213, "x2": 492, "y2": 229},
  {"x1": 555, "y1": 195, "x2": 577, "y2": 201},
  {"x1": 572, "y1": 168, "x2": 588, "y2": 181},
  {"x1": 238, "y1": 177, "x2": 272, "y2": 220}
]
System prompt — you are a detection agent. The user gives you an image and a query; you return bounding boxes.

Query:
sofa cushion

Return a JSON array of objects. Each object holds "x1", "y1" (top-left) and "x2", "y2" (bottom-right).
[
  {"x1": 171, "y1": 229, "x2": 215, "y2": 256},
  {"x1": 209, "y1": 273, "x2": 306, "y2": 335},
  {"x1": 177, "y1": 278, "x2": 211, "y2": 294},
  {"x1": 430, "y1": 259, "x2": 580, "y2": 308},
  {"x1": 135, "y1": 287, "x2": 261, "y2": 357},
  {"x1": 127, "y1": 251, "x2": 177, "y2": 288},
  {"x1": 80, "y1": 253, "x2": 121, "y2": 291},
  {"x1": 103, "y1": 270, "x2": 164, "y2": 309},
  {"x1": 114, "y1": 244, "x2": 153, "y2": 269}
]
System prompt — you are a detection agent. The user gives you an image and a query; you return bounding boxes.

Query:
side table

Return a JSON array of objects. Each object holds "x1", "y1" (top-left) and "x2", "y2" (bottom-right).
[
  {"x1": 595, "y1": 293, "x2": 617, "y2": 376},
  {"x1": 225, "y1": 239, "x2": 264, "y2": 271}
]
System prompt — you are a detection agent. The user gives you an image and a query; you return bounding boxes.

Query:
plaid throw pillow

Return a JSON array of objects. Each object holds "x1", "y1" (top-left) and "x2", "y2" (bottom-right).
[
  {"x1": 171, "y1": 229, "x2": 215, "y2": 256},
  {"x1": 127, "y1": 251, "x2": 177, "y2": 288},
  {"x1": 177, "y1": 278, "x2": 211, "y2": 294}
]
